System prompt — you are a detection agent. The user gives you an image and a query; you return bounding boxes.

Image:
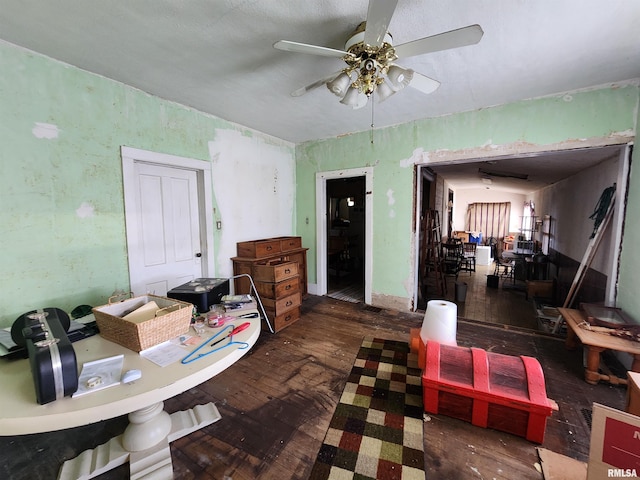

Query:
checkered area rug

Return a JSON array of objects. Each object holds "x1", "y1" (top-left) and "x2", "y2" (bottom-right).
[{"x1": 309, "y1": 337, "x2": 425, "y2": 480}]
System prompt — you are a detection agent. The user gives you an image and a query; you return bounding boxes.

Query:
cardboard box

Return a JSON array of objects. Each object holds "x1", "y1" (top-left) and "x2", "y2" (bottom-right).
[
  {"x1": 588, "y1": 403, "x2": 640, "y2": 479},
  {"x1": 626, "y1": 372, "x2": 640, "y2": 416}
]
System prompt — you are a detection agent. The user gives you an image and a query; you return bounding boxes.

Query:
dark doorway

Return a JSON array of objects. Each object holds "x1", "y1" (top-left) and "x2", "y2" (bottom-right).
[{"x1": 326, "y1": 176, "x2": 366, "y2": 303}]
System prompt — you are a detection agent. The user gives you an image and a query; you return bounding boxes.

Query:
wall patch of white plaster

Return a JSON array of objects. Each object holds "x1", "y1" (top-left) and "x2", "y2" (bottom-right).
[
  {"x1": 400, "y1": 148, "x2": 425, "y2": 168},
  {"x1": 76, "y1": 202, "x2": 95, "y2": 218},
  {"x1": 207, "y1": 130, "x2": 296, "y2": 276},
  {"x1": 387, "y1": 190, "x2": 396, "y2": 218},
  {"x1": 32, "y1": 122, "x2": 60, "y2": 139},
  {"x1": 386, "y1": 189, "x2": 395, "y2": 206}
]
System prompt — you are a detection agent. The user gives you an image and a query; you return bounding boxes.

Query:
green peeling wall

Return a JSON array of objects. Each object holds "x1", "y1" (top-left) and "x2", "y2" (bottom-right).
[
  {"x1": 296, "y1": 84, "x2": 639, "y2": 310},
  {"x1": 0, "y1": 42, "x2": 295, "y2": 327}
]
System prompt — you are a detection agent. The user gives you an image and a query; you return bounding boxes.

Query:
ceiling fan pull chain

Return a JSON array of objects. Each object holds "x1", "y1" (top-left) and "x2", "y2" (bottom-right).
[{"x1": 370, "y1": 97, "x2": 375, "y2": 144}]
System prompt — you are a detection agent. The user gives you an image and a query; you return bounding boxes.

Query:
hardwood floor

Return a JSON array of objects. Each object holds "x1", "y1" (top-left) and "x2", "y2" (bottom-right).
[
  {"x1": 423, "y1": 263, "x2": 541, "y2": 330},
  {"x1": 0, "y1": 295, "x2": 627, "y2": 480}
]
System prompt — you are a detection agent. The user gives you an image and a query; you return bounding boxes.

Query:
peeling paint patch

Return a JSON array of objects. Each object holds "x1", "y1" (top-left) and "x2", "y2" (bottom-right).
[
  {"x1": 76, "y1": 202, "x2": 95, "y2": 218},
  {"x1": 386, "y1": 189, "x2": 395, "y2": 206},
  {"x1": 563, "y1": 94, "x2": 573, "y2": 102},
  {"x1": 32, "y1": 122, "x2": 60, "y2": 139},
  {"x1": 613, "y1": 129, "x2": 635, "y2": 137},
  {"x1": 400, "y1": 148, "x2": 425, "y2": 168},
  {"x1": 387, "y1": 188, "x2": 396, "y2": 218}
]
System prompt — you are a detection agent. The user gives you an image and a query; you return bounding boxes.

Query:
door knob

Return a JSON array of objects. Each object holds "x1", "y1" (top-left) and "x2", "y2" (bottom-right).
[{"x1": 195, "y1": 252, "x2": 202, "y2": 257}]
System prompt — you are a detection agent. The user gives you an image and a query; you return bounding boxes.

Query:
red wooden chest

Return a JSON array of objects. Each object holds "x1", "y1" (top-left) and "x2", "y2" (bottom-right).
[{"x1": 421, "y1": 339, "x2": 558, "y2": 443}]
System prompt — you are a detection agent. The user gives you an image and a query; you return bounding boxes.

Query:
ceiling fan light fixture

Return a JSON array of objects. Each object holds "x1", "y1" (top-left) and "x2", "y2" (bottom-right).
[
  {"x1": 387, "y1": 65, "x2": 413, "y2": 91},
  {"x1": 327, "y1": 72, "x2": 352, "y2": 97},
  {"x1": 340, "y1": 86, "x2": 367, "y2": 108},
  {"x1": 376, "y1": 81, "x2": 395, "y2": 103}
]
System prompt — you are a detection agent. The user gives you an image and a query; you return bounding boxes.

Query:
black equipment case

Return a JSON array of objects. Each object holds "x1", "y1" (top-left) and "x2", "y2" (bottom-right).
[
  {"x1": 11, "y1": 308, "x2": 78, "y2": 404},
  {"x1": 167, "y1": 278, "x2": 230, "y2": 313}
]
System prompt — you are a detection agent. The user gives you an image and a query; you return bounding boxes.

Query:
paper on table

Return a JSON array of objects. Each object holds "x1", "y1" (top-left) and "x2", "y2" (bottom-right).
[
  {"x1": 73, "y1": 354, "x2": 124, "y2": 397},
  {"x1": 139, "y1": 340, "x2": 187, "y2": 367}
]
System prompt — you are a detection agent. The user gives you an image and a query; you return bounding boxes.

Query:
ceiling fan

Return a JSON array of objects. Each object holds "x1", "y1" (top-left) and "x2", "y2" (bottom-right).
[{"x1": 273, "y1": 0, "x2": 484, "y2": 108}]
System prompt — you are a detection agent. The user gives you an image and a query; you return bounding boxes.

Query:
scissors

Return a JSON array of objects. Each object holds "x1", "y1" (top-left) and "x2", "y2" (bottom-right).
[{"x1": 181, "y1": 322, "x2": 251, "y2": 364}]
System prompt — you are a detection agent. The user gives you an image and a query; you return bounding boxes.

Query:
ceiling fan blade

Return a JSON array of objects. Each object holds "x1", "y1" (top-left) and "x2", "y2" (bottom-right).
[
  {"x1": 274, "y1": 40, "x2": 352, "y2": 58},
  {"x1": 408, "y1": 72, "x2": 441, "y2": 95},
  {"x1": 363, "y1": 0, "x2": 399, "y2": 47},
  {"x1": 394, "y1": 24, "x2": 484, "y2": 59},
  {"x1": 290, "y1": 72, "x2": 342, "y2": 97}
]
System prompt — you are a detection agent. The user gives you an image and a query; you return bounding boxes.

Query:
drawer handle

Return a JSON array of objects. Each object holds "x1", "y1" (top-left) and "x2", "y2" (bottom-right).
[
  {"x1": 285, "y1": 284, "x2": 291, "y2": 290},
  {"x1": 284, "y1": 268, "x2": 291, "y2": 274},
  {"x1": 286, "y1": 300, "x2": 293, "y2": 307},
  {"x1": 266, "y1": 246, "x2": 273, "y2": 251},
  {"x1": 285, "y1": 315, "x2": 292, "y2": 322}
]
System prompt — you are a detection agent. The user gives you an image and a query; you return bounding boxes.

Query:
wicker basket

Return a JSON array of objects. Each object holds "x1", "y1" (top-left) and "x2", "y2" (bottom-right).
[{"x1": 93, "y1": 294, "x2": 193, "y2": 352}]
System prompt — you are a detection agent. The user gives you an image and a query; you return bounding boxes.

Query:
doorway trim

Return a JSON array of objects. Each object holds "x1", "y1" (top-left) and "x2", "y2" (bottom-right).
[
  {"x1": 316, "y1": 167, "x2": 373, "y2": 304},
  {"x1": 121, "y1": 146, "x2": 215, "y2": 286}
]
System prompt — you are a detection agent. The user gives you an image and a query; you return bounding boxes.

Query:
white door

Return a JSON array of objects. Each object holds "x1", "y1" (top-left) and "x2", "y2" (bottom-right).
[{"x1": 127, "y1": 162, "x2": 203, "y2": 296}]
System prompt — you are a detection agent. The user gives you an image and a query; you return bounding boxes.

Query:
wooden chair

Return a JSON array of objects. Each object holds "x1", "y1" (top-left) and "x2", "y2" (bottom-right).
[
  {"x1": 492, "y1": 244, "x2": 514, "y2": 281},
  {"x1": 461, "y1": 242, "x2": 477, "y2": 274},
  {"x1": 442, "y1": 242, "x2": 464, "y2": 280}
]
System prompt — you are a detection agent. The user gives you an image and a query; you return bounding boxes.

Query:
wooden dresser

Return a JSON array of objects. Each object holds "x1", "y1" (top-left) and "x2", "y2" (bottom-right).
[{"x1": 231, "y1": 236, "x2": 308, "y2": 332}]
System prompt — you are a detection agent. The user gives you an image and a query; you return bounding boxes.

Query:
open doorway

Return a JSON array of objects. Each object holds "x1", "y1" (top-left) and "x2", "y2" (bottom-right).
[
  {"x1": 326, "y1": 176, "x2": 366, "y2": 303},
  {"x1": 315, "y1": 167, "x2": 373, "y2": 304},
  {"x1": 413, "y1": 144, "x2": 630, "y2": 332}
]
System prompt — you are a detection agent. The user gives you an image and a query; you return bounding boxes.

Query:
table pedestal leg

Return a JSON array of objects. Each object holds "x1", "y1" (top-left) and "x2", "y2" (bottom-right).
[{"x1": 57, "y1": 402, "x2": 221, "y2": 480}]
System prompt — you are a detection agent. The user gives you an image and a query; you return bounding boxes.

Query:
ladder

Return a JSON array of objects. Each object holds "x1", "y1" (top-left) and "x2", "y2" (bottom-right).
[
  {"x1": 420, "y1": 209, "x2": 446, "y2": 297},
  {"x1": 552, "y1": 193, "x2": 616, "y2": 334}
]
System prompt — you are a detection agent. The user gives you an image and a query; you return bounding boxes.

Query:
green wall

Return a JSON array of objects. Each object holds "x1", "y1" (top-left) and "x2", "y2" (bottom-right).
[
  {"x1": 0, "y1": 42, "x2": 294, "y2": 327},
  {"x1": 617, "y1": 96, "x2": 640, "y2": 315},
  {"x1": 296, "y1": 84, "x2": 639, "y2": 307}
]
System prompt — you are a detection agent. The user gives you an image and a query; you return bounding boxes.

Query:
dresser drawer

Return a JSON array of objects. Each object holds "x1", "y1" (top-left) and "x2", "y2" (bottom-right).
[
  {"x1": 237, "y1": 239, "x2": 281, "y2": 258},
  {"x1": 255, "y1": 276, "x2": 299, "y2": 300},
  {"x1": 279, "y1": 236, "x2": 302, "y2": 252},
  {"x1": 270, "y1": 306, "x2": 301, "y2": 333},
  {"x1": 252, "y1": 261, "x2": 298, "y2": 283},
  {"x1": 262, "y1": 292, "x2": 301, "y2": 316}
]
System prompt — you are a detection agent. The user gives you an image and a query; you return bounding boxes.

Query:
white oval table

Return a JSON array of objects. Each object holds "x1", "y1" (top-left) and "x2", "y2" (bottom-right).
[{"x1": 0, "y1": 311, "x2": 261, "y2": 480}]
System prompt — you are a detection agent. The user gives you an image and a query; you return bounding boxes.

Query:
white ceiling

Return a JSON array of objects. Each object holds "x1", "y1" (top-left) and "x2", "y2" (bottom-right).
[{"x1": 0, "y1": 1, "x2": 638, "y2": 192}]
